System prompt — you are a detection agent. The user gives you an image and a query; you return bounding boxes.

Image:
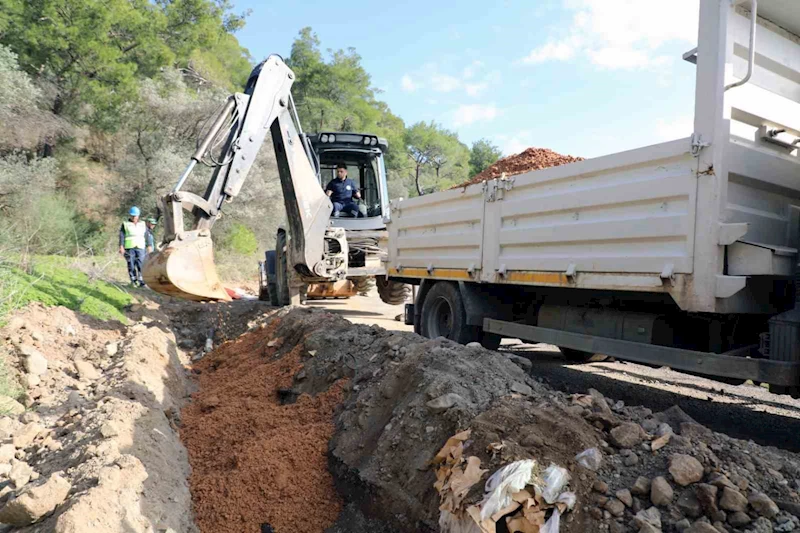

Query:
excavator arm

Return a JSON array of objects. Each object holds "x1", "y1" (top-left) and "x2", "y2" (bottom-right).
[{"x1": 143, "y1": 55, "x2": 335, "y2": 301}]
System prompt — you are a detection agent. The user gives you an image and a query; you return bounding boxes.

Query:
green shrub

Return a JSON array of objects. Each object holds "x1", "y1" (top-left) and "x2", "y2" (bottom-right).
[
  {"x1": 0, "y1": 193, "x2": 105, "y2": 256},
  {"x1": 219, "y1": 222, "x2": 258, "y2": 255}
]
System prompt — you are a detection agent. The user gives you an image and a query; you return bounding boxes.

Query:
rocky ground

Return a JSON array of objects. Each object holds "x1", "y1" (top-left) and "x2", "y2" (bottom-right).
[
  {"x1": 182, "y1": 307, "x2": 800, "y2": 533},
  {"x1": 0, "y1": 299, "x2": 797, "y2": 533}
]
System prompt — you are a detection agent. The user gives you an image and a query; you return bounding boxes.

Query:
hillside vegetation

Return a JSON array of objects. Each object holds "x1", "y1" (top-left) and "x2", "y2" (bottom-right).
[{"x1": 0, "y1": 0, "x2": 502, "y2": 318}]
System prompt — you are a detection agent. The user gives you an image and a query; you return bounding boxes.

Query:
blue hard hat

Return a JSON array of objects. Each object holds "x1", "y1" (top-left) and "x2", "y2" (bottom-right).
[{"x1": 129, "y1": 206, "x2": 140, "y2": 217}]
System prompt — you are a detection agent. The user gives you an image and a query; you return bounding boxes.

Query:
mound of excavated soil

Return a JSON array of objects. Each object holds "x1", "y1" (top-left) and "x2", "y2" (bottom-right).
[
  {"x1": 459, "y1": 147, "x2": 583, "y2": 187},
  {"x1": 183, "y1": 307, "x2": 800, "y2": 533},
  {"x1": 181, "y1": 316, "x2": 346, "y2": 533}
]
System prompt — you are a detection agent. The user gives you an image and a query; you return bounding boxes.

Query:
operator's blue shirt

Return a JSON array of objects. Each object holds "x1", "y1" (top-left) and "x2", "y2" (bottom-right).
[{"x1": 326, "y1": 177, "x2": 357, "y2": 204}]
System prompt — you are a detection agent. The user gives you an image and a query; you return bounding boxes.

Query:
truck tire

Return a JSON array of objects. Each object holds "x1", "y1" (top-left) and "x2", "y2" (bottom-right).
[
  {"x1": 275, "y1": 233, "x2": 290, "y2": 306},
  {"x1": 377, "y1": 276, "x2": 410, "y2": 305},
  {"x1": 262, "y1": 251, "x2": 279, "y2": 306},
  {"x1": 420, "y1": 282, "x2": 482, "y2": 345},
  {"x1": 351, "y1": 277, "x2": 375, "y2": 296}
]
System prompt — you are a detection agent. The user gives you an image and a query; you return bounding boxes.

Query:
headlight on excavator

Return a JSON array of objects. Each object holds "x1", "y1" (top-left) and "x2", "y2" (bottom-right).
[
  {"x1": 328, "y1": 134, "x2": 336, "y2": 142},
  {"x1": 321, "y1": 134, "x2": 329, "y2": 143}
]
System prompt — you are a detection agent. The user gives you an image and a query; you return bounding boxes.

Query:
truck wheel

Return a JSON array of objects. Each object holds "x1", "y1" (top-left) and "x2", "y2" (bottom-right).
[
  {"x1": 377, "y1": 276, "x2": 410, "y2": 305},
  {"x1": 560, "y1": 347, "x2": 607, "y2": 363},
  {"x1": 275, "y1": 233, "x2": 290, "y2": 306},
  {"x1": 351, "y1": 277, "x2": 375, "y2": 296},
  {"x1": 420, "y1": 282, "x2": 481, "y2": 345}
]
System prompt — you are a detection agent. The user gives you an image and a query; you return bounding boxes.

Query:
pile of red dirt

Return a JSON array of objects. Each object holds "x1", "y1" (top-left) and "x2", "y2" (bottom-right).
[
  {"x1": 181, "y1": 318, "x2": 346, "y2": 533},
  {"x1": 459, "y1": 147, "x2": 583, "y2": 187}
]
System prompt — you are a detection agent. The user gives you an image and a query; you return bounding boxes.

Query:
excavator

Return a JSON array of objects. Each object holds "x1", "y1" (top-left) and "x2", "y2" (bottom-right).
[{"x1": 142, "y1": 54, "x2": 409, "y2": 307}]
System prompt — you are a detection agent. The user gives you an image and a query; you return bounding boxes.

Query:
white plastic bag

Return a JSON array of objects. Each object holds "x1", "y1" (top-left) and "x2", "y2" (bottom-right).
[
  {"x1": 480, "y1": 459, "x2": 537, "y2": 521},
  {"x1": 541, "y1": 508, "x2": 561, "y2": 533},
  {"x1": 541, "y1": 464, "x2": 570, "y2": 504},
  {"x1": 574, "y1": 448, "x2": 602, "y2": 471}
]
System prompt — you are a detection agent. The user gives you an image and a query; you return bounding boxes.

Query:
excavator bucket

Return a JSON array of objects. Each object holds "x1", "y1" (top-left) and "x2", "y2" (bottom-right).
[{"x1": 142, "y1": 231, "x2": 231, "y2": 302}]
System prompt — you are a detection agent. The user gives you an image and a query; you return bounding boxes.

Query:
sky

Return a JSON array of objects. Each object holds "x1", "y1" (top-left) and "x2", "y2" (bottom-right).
[{"x1": 231, "y1": 0, "x2": 701, "y2": 159}]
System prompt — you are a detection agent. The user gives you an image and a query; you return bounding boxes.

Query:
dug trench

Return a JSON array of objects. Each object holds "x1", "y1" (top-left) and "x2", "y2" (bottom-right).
[
  {"x1": 1, "y1": 298, "x2": 800, "y2": 533},
  {"x1": 181, "y1": 306, "x2": 800, "y2": 533}
]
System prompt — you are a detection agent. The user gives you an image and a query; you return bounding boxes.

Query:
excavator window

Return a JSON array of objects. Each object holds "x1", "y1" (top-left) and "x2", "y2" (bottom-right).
[{"x1": 318, "y1": 153, "x2": 383, "y2": 217}]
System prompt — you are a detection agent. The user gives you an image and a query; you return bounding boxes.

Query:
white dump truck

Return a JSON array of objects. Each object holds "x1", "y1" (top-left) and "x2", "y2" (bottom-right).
[{"x1": 386, "y1": 0, "x2": 800, "y2": 395}]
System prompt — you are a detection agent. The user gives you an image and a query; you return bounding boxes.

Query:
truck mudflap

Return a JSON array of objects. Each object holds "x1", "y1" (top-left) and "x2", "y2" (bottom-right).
[{"x1": 483, "y1": 319, "x2": 800, "y2": 387}]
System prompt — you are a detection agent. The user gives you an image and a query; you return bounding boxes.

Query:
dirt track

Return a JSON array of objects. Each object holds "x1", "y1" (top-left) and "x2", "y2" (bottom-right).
[{"x1": 323, "y1": 291, "x2": 800, "y2": 452}]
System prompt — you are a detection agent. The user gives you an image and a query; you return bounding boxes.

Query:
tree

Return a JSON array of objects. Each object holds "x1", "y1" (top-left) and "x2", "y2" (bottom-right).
[
  {"x1": 405, "y1": 121, "x2": 469, "y2": 195},
  {"x1": 469, "y1": 138, "x2": 502, "y2": 177},
  {"x1": 2, "y1": 0, "x2": 249, "y2": 127},
  {"x1": 286, "y1": 28, "x2": 407, "y2": 172}
]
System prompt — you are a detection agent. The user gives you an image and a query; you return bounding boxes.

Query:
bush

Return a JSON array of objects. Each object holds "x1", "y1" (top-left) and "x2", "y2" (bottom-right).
[
  {"x1": 0, "y1": 193, "x2": 105, "y2": 256},
  {"x1": 219, "y1": 222, "x2": 258, "y2": 255}
]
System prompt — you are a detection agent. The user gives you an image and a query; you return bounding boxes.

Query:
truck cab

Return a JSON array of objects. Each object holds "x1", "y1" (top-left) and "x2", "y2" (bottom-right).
[{"x1": 308, "y1": 132, "x2": 390, "y2": 231}]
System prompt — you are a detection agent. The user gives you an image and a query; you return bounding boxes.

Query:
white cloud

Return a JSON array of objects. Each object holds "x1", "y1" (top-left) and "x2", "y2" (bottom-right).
[
  {"x1": 465, "y1": 82, "x2": 488, "y2": 97},
  {"x1": 401, "y1": 75, "x2": 418, "y2": 92},
  {"x1": 462, "y1": 60, "x2": 484, "y2": 80},
  {"x1": 520, "y1": 0, "x2": 699, "y2": 70},
  {"x1": 655, "y1": 115, "x2": 694, "y2": 141},
  {"x1": 401, "y1": 63, "x2": 499, "y2": 98},
  {"x1": 453, "y1": 104, "x2": 500, "y2": 127},
  {"x1": 522, "y1": 41, "x2": 578, "y2": 64},
  {"x1": 431, "y1": 74, "x2": 461, "y2": 93},
  {"x1": 495, "y1": 130, "x2": 534, "y2": 155}
]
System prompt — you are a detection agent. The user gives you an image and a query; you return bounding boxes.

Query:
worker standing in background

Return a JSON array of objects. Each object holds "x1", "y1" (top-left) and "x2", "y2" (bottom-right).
[
  {"x1": 325, "y1": 163, "x2": 362, "y2": 217},
  {"x1": 119, "y1": 206, "x2": 147, "y2": 287},
  {"x1": 145, "y1": 218, "x2": 158, "y2": 255}
]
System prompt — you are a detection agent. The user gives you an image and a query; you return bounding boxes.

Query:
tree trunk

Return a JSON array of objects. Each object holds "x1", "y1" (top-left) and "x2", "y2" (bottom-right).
[{"x1": 415, "y1": 163, "x2": 424, "y2": 196}]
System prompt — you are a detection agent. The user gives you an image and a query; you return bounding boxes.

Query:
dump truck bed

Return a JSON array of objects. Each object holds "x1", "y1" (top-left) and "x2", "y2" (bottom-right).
[{"x1": 387, "y1": 0, "x2": 800, "y2": 315}]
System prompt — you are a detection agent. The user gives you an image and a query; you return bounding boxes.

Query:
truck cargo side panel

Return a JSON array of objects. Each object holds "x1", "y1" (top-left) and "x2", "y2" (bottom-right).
[
  {"x1": 388, "y1": 183, "x2": 485, "y2": 275},
  {"x1": 481, "y1": 146, "x2": 698, "y2": 282}
]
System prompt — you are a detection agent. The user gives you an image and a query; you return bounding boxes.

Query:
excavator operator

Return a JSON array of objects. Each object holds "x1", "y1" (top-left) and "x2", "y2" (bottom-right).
[{"x1": 325, "y1": 163, "x2": 362, "y2": 218}]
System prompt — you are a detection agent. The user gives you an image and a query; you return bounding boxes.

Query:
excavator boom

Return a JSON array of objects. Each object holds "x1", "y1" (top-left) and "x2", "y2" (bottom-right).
[{"x1": 143, "y1": 55, "x2": 333, "y2": 301}]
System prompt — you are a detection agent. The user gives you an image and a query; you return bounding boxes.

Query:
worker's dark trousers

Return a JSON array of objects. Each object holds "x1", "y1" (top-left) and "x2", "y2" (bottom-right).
[
  {"x1": 332, "y1": 201, "x2": 361, "y2": 217},
  {"x1": 124, "y1": 248, "x2": 145, "y2": 283}
]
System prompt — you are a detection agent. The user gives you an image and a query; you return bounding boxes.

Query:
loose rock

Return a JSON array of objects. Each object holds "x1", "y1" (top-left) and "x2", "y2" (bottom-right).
[
  {"x1": 719, "y1": 486, "x2": 748, "y2": 512},
  {"x1": 611, "y1": 422, "x2": 645, "y2": 449},
  {"x1": 669, "y1": 454, "x2": 704, "y2": 486},
  {"x1": 9, "y1": 461, "x2": 33, "y2": 488},
  {"x1": 425, "y1": 393, "x2": 466, "y2": 413},
  {"x1": 0, "y1": 473, "x2": 71, "y2": 526},
  {"x1": 617, "y1": 489, "x2": 633, "y2": 508},
  {"x1": 634, "y1": 507, "x2": 662, "y2": 530},
  {"x1": 73, "y1": 360, "x2": 101, "y2": 381},
  {"x1": 686, "y1": 522, "x2": 720, "y2": 533},
  {"x1": 18, "y1": 345, "x2": 48, "y2": 376},
  {"x1": 729, "y1": 511, "x2": 752, "y2": 527},
  {"x1": 632, "y1": 477, "x2": 651, "y2": 496},
  {"x1": 606, "y1": 498, "x2": 626, "y2": 517},
  {"x1": 677, "y1": 489, "x2": 703, "y2": 518},
  {"x1": 749, "y1": 492, "x2": 780, "y2": 518},
  {"x1": 651, "y1": 476, "x2": 674, "y2": 506}
]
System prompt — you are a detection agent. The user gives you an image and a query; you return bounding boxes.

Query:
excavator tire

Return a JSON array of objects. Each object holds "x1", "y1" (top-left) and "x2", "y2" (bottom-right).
[
  {"x1": 275, "y1": 232, "x2": 291, "y2": 306},
  {"x1": 351, "y1": 277, "x2": 375, "y2": 296},
  {"x1": 376, "y1": 276, "x2": 410, "y2": 306}
]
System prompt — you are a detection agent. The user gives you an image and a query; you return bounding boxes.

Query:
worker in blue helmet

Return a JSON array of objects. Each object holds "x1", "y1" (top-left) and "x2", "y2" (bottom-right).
[{"x1": 119, "y1": 206, "x2": 147, "y2": 287}]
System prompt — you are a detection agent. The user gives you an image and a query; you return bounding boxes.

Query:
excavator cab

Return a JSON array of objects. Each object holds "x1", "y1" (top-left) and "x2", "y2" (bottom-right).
[{"x1": 309, "y1": 133, "x2": 390, "y2": 222}]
